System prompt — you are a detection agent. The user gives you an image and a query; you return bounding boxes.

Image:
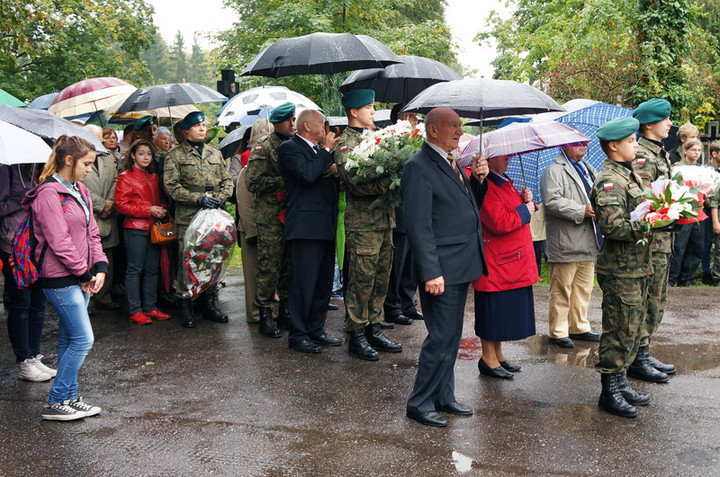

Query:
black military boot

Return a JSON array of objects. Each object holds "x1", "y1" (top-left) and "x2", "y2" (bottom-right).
[
  {"x1": 365, "y1": 323, "x2": 403, "y2": 353},
  {"x1": 598, "y1": 373, "x2": 637, "y2": 418},
  {"x1": 646, "y1": 346, "x2": 676, "y2": 374},
  {"x1": 348, "y1": 329, "x2": 379, "y2": 361},
  {"x1": 617, "y1": 372, "x2": 650, "y2": 406},
  {"x1": 179, "y1": 299, "x2": 195, "y2": 329},
  {"x1": 276, "y1": 299, "x2": 290, "y2": 330},
  {"x1": 627, "y1": 346, "x2": 669, "y2": 383},
  {"x1": 259, "y1": 307, "x2": 281, "y2": 338},
  {"x1": 199, "y1": 292, "x2": 228, "y2": 323}
]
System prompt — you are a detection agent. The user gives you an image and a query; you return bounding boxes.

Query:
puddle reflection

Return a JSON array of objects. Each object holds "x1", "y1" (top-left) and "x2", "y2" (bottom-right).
[{"x1": 452, "y1": 450, "x2": 473, "y2": 473}]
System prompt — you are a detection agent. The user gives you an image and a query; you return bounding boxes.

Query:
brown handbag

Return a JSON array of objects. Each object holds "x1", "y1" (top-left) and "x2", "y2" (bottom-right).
[{"x1": 150, "y1": 219, "x2": 177, "y2": 244}]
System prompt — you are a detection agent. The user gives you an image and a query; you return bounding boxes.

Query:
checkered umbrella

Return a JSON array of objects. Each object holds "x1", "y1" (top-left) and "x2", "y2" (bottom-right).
[
  {"x1": 216, "y1": 86, "x2": 319, "y2": 127},
  {"x1": 506, "y1": 102, "x2": 633, "y2": 201}
]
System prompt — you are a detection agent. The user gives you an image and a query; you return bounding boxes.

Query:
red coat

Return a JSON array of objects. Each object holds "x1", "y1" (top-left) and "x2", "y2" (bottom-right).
[
  {"x1": 473, "y1": 172, "x2": 538, "y2": 292},
  {"x1": 115, "y1": 167, "x2": 166, "y2": 231}
]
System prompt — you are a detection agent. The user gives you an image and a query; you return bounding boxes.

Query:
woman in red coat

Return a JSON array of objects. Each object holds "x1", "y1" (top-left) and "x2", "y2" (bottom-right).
[
  {"x1": 474, "y1": 154, "x2": 538, "y2": 379},
  {"x1": 115, "y1": 140, "x2": 171, "y2": 325}
]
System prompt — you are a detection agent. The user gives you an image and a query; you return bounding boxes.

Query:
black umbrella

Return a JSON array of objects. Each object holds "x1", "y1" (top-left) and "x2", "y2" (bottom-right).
[
  {"x1": 402, "y1": 78, "x2": 563, "y2": 119},
  {"x1": 241, "y1": 32, "x2": 400, "y2": 78},
  {"x1": 0, "y1": 105, "x2": 107, "y2": 153},
  {"x1": 107, "y1": 83, "x2": 227, "y2": 114},
  {"x1": 338, "y1": 55, "x2": 461, "y2": 104}
]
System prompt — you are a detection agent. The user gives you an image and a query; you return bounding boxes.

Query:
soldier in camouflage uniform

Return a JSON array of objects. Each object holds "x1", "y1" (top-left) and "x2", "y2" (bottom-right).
[
  {"x1": 244, "y1": 102, "x2": 295, "y2": 338},
  {"x1": 591, "y1": 117, "x2": 653, "y2": 418},
  {"x1": 334, "y1": 89, "x2": 402, "y2": 361},
  {"x1": 163, "y1": 111, "x2": 234, "y2": 328},
  {"x1": 629, "y1": 98, "x2": 676, "y2": 383}
]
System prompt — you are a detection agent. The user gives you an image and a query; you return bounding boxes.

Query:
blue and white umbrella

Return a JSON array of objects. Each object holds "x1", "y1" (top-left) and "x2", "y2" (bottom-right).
[{"x1": 506, "y1": 102, "x2": 633, "y2": 202}]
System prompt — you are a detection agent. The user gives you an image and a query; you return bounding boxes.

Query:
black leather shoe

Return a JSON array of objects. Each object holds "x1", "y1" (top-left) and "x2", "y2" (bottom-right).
[
  {"x1": 617, "y1": 372, "x2": 650, "y2": 406},
  {"x1": 569, "y1": 331, "x2": 601, "y2": 342},
  {"x1": 404, "y1": 309, "x2": 424, "y2": 320},
  {"x1": 258, "y1": 307, "x2": 281, "y2": 338},
  {"x1": 438, "y1": 401, "x2": 473, "y2": 415},
  {"x1": 386, "y1": 314, "x2": 413, "y2": 325},
  {"x1": 311, "y1": 333, "x2": 342, "y2": 347},
  {"x1": 478, "y1": 358, "x2": 514, "y2": 379},
  {"x1": 277, "y1": 299, "x2": 291, "y2": 329},
  {"x1": 598, "y1": 373, "x2": 637, "y2": 418},
  {"x1": 406, "y1": 410, "x2": 447, "y2": 427},
  {"x1": 627, "y1": 346, "x2": 669, "y2": 383},
  {"x1": 179, "y1": 299, "x2": 195, "y2": 329},
  {"x1": 327, "y1": 303, "x2": 339, "y2": 311},
  {"x1": 365, "y1": 324, "x2": 403, "y2": 353},
  {"x1": 348, "y1": 329, "x2": 379, "y2": 361},
  {"x1": 647, "y1": 351, "x2": 676, "y2": 375},
  {"x1": 379, "y1": 321, "x2": 395, "y2": 329},
  {"x1": 548, "y1": 337, "x2": 574, "y2": 348},
  {"x1": 289, "y1": 339, "x2": 321, "y2": 354},
  {"x1": 500, "y1": 360, "x2": 521, "y2": 372},
  {"x1": 200, "y1": 292, "x2": 229, "y2": 323}
]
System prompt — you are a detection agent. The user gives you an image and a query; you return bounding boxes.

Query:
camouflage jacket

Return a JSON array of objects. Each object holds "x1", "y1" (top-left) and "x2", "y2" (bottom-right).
[
  {"x1": 335, "y1": 127, "x2": 395, "y2": 231},
  {"x1": 163, "y1": 142, "x2": 233, "y2": 226},
  {"x1": 633, "y1": 136, "x2": 673, "y2": 254},
  {"x1": 244, "y1": 132, "x2": 287, "y2": 225},
  {"x1": 591, "y1": 161, "x2": 652, "y2": 278}
]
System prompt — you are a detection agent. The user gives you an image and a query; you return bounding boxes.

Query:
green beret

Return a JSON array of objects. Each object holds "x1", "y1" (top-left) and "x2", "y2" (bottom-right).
[
  {"x1": 134, "y1": 115, "x2": 157, "y2": 131},
  {"x1": 180, "y1": 111, "x2": 206, "y2": 129},
  {"x1": 341, "y1": 89, "x2": 375, "y2": 109},
  {"x1": 596, "y1": 117, "x2": 640, "y2": 142},
  {"x1": 632, "y1": 98, "x2": 671, "y2": 124},
  {"x1": 269, "y1": 102, "x2": 296, "y2": 123}
]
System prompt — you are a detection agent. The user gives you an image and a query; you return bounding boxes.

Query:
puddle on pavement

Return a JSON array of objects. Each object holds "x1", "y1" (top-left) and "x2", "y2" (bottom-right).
[{"x1": 452, "y1": 451, "x2": 473, "y2": 473}]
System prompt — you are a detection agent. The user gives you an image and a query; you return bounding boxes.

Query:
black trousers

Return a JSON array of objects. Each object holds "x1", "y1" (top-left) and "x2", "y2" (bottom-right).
[
  {"x1": 669, "y1": 222, "x2": 704, "y2": 285},
  {"x1": 287, "y1": 239, "x2": 335, "y2": 345},
  {"x1": 383, "y1": 231, "x2": 418, "y2": 317}
]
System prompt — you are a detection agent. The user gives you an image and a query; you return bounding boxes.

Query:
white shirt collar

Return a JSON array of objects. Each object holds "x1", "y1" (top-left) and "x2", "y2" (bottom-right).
[
  {"x1": 297, "y1": 134, "x2": 317, "y2": 151},
  {"x1": 426, "y1": 141, "x2": 452, "y2": 164}
]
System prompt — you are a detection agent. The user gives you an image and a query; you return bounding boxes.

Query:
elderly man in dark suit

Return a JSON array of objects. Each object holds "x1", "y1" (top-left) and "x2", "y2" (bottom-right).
[
  {"x1": 402, "y1": 107, "x2": 489, "y2": 427},
  {"x1": 277, "y1": 109, "x2": 341, "y2": 354}
]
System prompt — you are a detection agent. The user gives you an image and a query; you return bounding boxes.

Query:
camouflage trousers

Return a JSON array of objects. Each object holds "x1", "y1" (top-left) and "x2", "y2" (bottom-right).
[
  {"x1": 254, "y1": 221, "x2": 289, "y2": 308},
  {"x1": 595, "y1": 273, "x2": 651, "y2": 374},
  {"x1": 640, "y1": 251, "x2": 670, "y2": 347},
  {"x1": 344, "y1": 229, "x2": 393, "y2": 331}
]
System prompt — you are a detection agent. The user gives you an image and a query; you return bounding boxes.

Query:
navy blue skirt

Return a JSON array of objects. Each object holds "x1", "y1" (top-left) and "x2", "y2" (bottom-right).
[{"x1": 474, "y1": 286, "x2": 536, "y2": 341}]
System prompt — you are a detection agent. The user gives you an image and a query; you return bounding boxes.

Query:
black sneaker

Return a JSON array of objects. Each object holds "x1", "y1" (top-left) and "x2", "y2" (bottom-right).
[
  {"x1": 42, "y1": 401, "x2": 85, "y2": 421},
  {"x1": 68, "y1": 397, "x2": 101, "y2": 417}
]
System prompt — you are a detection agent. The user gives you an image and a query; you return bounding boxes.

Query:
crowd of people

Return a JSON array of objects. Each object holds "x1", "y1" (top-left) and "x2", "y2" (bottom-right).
[{"x1": 1, "y1": 88, "x2": 717, "y2": 425}]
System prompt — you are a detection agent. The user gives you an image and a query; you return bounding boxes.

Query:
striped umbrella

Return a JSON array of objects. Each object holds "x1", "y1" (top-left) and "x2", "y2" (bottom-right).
[{"x1": 48, "y1": 77, "x2": 135, "y2": 118}]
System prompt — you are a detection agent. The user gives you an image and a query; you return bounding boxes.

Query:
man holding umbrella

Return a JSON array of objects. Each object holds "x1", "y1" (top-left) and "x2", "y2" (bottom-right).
[
  {"x1": 335, "y1": 89, "x2": 402, "y2": 361},
  {"x1": 163, "y1": 111, "x2": 234, "y2": 328},
  {"x1": 244, "y1": 102, "x2": 296, "y2": 338}
]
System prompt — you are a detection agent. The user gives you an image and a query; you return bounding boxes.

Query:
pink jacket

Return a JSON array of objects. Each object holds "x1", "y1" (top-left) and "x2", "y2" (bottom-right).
[{"x1": 22, "y1": 178, "x2": 107, "y2": 285}]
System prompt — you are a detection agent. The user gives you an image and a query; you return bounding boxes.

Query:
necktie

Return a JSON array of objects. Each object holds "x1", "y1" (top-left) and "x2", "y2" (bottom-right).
[
  {"x1": 313, "y1": 144, "x2": 320, "y2": 154},
  {"x1": 449, "y1": 154, "x2": 467, "y2": 191}
]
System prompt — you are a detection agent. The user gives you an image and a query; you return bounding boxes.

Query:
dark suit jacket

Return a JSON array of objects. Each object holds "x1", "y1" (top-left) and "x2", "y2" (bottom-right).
[
  {"x1": 278, "y1": 134, "x2": 338, "y2": 241},
  {"x1": 401, "y1": 142, "x2": 488, "y2": 286}
]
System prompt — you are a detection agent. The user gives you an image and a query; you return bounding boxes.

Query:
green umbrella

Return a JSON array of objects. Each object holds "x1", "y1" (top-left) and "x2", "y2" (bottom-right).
[{"x1": 0, "y1": 88, "x2": 25, "y2": 107}]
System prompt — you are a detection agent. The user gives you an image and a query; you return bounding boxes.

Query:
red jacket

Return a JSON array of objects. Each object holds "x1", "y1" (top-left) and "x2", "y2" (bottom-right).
[
  {"x1": 473, "y1": 172, "x2": 538, "y2": 292},
  {"x1": 115, "y1": 167, "x2": 166, "y2": 231}
]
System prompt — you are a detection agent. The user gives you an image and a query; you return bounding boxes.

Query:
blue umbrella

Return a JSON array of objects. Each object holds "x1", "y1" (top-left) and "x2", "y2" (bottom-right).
[
  {"x1": 506, "y1": 102, "x2": 633, "y2": 202},
  {"x1": 28, "y1": 92, "x2": 58, "y2": 110}
]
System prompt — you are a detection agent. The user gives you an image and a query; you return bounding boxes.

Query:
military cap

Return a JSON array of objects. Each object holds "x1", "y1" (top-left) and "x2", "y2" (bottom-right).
[
  {"x1": 596, "y1": 117, "x2": 640, "y2": 142},
  {"x1": 269, "y1": 102, "x2": 296, "y2": 123},
  {"x1": 134, "y1": 115, "x2": 157, "y2": 130},
  {"x1": 180, "y1": 111, "x2": 206, "y2": 129},
  {"x1": 341, "y1": 89, "x2": 375, "y2": 109},
  {"x1": 632, "y1": 98, "x2": 671, "y2": 125}
]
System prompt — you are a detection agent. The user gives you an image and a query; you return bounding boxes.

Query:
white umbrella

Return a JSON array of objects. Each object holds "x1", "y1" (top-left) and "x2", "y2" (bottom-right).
[
  {"x1": 217, "y1": 86, "x2": 320, "y2": 127},
  {"x1": 0, "y1": 120, "x2": 52, "y2": 165}
]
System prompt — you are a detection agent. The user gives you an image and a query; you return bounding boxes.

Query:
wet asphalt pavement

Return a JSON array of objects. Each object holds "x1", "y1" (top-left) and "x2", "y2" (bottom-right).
[{"x1": 0, "y1": 270, "x2": 719, "y2": 476}]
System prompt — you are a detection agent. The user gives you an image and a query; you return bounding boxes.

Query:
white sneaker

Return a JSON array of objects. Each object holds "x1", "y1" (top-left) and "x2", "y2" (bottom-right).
[
  {"x1": 31, "y1": 354, "x2": 57, "y2": 377},
  {"x1": 67, "y1": 397, "x2": 101, "y2": 417},
  {"x1": 18, "y1": 359, "x2": 52, "y2": 382},
  {"x1": 42, "y1": 401, "x2": 85, "y2": 421}
]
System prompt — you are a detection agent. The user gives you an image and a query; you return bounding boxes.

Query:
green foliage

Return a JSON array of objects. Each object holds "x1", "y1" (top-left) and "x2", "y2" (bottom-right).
[
  {"x1": 213, "y1": 0, "x2": 456, "y2": 114},
  {"x1": 479, "y1": 0, "x2": 720, "y2": 125},
  {"x1": 0, "y1": 0, "x2": 156, "y2": 102}
]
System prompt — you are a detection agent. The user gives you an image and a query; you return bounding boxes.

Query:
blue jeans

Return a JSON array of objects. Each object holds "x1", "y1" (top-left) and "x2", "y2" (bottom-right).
[
  {"x1": 43, "y1": 285, "x2": 93, "y2": 405},
  {"x1": 1, "y1": 250, "x2": 47, "y2": 363},
  {"x1": 124, "y1": 228, "x2": 159, "y2": 314}
]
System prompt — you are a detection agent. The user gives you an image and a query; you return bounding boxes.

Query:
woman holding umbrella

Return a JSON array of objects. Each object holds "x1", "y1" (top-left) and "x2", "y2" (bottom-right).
[{"x1": 473, "y1": 154, "x2": 537, "y2": 379}]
